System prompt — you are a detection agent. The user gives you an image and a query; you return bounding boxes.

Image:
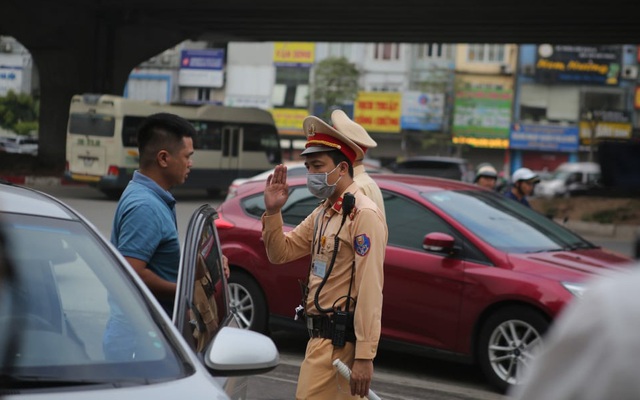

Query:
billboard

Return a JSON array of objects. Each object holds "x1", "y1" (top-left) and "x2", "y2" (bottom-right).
[
  {"x1": 179, "y1": 49, "x2": 225, "y2": 88},
  {"x1": 510, "y1": 124, "x2": 579, "y2": 152},
  {"x1": 354, "y1": 92, "x2": 401, "y2": 133},
  {"x1": 452, "y1": 86, "x2": 512, "y2": 148},
  {"x1": 535, "y1": 45, "x2": 622, "y2": 86},
  {"x1": 400, "y1": 91, "x2": 445, "y2": 131}
]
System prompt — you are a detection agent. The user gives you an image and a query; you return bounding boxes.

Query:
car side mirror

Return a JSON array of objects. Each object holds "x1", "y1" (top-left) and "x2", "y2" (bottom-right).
[
  {"x1": 423, "y1": 232, "x2": 456, "y2": 255},
  {"x1": 204, "y1": 326, "x2": 279, "y2": 376}
]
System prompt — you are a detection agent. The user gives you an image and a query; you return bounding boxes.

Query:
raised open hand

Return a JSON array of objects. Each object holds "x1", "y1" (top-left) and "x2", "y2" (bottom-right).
[{"x1": 264, "y1": 164, "x2": 290, "y2": 215}]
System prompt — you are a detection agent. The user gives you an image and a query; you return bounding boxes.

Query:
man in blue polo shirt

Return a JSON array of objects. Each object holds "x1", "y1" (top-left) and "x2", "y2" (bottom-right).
[{"x1": 103, "y1": 113, "x2": 194, "y2": 360}]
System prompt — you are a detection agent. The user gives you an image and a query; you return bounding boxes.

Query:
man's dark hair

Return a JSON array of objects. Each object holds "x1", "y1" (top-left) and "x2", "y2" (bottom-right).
[
  {"x1": 137, "y1": 113, "x2": 196, "y2": 168},
  {"x1": 327, "y1": 151, "x2": 354, "y2": 178}
]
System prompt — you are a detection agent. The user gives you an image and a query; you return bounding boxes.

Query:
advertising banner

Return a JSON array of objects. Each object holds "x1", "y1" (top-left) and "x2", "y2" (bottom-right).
[
  {"x1": 535, "y1": 45, "x2": 622, "y2": 86},
  {"x1": 271, "y1": 108, "x2": 308, "y2": 134},
  {"x1": 273, "y1": 42, "x2": 315, "y2": 67},
  {"x1": 354, "y1": 92, "x2": 401, "y2": 133},
  {"x1": 452, "y1": 87, "x2": 512, "y2": 148},
  {"x1": 400, "y1": 91, "x2": 445, "y2": 131},
  {"x1": 179, "y1": 49, "x2": 225, "y2": 88},
  {"x1": 0, "y1": 67, "x2": 22, "y2": 96},
  {"x1": 510, "y1": 124, "x2": 579, "y2": 152}
]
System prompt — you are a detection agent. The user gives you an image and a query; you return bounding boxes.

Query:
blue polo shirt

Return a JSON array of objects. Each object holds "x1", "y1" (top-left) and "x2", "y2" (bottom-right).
[
  {"x1": 104, "y1": 172, "x2": 180, "y2": 360},
  {"x1": 504, "y1": 189, "x2": 531, "y2": 208},
  {"x1": 111, "y1": 171, "x2": 180, "y2": 312}
]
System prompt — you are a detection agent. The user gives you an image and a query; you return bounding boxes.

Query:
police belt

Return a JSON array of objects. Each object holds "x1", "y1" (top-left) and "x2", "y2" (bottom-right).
[{"x1": 305, "y1": 314, "x2": 356, "y2": 343}]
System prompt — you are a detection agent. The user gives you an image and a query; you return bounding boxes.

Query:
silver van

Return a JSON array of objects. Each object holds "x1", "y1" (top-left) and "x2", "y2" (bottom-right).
[{"x1": 535, "y1": 162, "x2": 601, "y2": 198}]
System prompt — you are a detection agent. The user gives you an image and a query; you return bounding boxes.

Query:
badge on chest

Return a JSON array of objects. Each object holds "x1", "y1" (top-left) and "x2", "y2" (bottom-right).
[{"x1": 312, "y1": 255, "x2": 328, "y2": 278}]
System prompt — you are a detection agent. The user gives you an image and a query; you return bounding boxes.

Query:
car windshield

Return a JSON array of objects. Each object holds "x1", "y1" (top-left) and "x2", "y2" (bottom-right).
[
  {"x1": 0, "y1": 213, "x2": 189, "y2": 386},
  {"x1": 550, "y1": 170, "x2": 572, "y2": 180},
  {"x1": 424, "y1": 190, "x2": 596, "y2": 253}
]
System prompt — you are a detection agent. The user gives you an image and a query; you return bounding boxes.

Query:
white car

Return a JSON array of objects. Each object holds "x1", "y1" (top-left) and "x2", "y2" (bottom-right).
[
  {"x1": 535, "y1": 162, "x2": 601, "y2": 198},
  {"x1": 0, "y1": 135, "x2": 38, "y2": 156},
  {"x1": 0, "y1": 181, "x2": 278, "y2": 399}
]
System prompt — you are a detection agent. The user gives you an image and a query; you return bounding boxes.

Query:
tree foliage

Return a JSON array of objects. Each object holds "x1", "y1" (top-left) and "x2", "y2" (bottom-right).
[
  {"x1": 0, "y1": 90, "x2": 39, "y2": 136},
  {"x1": 313, "y1": 57, "x2": 360, "y2": 120}
]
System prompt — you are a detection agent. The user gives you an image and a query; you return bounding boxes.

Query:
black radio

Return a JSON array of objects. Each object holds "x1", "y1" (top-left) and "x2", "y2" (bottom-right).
[{"x1": 331, "y1": 310, "x2": 352, "y2": 347}]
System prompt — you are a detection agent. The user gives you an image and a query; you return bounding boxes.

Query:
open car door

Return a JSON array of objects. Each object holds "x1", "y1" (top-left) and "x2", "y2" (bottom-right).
[{"x1": 174, "y1": 204, "x2": 231, "y2": 355}]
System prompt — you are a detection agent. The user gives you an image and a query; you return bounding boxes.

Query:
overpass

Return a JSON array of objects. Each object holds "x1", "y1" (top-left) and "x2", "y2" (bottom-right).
[{"x1": 1, "y1": 0, "x2": 639, "y2": 173}]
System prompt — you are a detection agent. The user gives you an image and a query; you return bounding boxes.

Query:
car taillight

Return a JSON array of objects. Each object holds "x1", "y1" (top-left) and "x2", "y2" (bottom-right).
[
  {"x1": 215, "y1": 213, "x2": 235, "y2": 229},
  {"x1": 107, "y1": 165, "x2": 119, "y2": 177}
]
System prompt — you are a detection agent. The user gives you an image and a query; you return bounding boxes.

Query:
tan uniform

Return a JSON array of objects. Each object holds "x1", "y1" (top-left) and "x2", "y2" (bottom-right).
[
  {"x1": 262, "y1": 182, "x2": 387, "y2": 400},
  {"x1": 353, "y1": 164, "x2": 386, "y2": 219}
]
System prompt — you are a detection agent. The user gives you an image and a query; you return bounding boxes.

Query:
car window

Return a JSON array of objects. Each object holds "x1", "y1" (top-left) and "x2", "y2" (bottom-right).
[
  {"x1": 383, "y1": 190, "x2": 490, "y2": 264},
  {"x1": 175, "y1": 206, "x2": 229, "y2": 354},
  {"x1": 241, "y1": 186, "x2": 319, "y2": 226},
  {"x1": 424, "y1": 190, "x2": 596, "y2": 253},
  {"x1": 1, "y1": 213, "x2": 188, "y2": 382}
]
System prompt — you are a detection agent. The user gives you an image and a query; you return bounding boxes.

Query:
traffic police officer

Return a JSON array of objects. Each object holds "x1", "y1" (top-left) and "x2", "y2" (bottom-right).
[
  {"x1": 262, "y1": 114, "x2": 387, "y2": 399},
  {"x1": 330, "y1": 109, "x2": 386, "y2": 218}
]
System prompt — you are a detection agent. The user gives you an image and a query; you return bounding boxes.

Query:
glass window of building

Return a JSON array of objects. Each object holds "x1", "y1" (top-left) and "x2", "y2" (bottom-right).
[
  {"x1": 467, "y1": 44, "x2": 506, "y2": 63},
  {"x1": 417, "y1": 44, "x2": 453, "y2": 60},
  {"x1": 272, "y1": 66, "x2": 310, "y2": 108},
  {"x1": 374, "y1": 43, "x2": 401, "y2": 60}
]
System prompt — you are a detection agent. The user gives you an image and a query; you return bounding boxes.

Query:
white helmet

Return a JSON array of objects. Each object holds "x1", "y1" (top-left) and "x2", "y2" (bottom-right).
[{"x1": 512, "y1": 167, "x2": 540, "y2": 184}]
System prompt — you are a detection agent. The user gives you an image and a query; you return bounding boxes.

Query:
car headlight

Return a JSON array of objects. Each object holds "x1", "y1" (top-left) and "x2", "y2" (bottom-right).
[{"x1": 562, "y1": 282, "x2": 587, "y2": 298}]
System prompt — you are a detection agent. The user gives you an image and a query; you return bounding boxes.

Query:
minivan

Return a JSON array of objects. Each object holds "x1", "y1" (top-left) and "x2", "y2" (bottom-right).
[{"x1": 535, "y1": 162, "x2": 601, "y2": 198}]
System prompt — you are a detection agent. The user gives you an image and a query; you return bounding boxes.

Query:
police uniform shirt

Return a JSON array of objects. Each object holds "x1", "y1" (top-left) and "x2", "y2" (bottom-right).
[
  {"x1": 353, "y1": 164, "x2": 386, "y2": 219},
  {"x1": 262, "y1": 182, "x2": 387, "y2": 360}
]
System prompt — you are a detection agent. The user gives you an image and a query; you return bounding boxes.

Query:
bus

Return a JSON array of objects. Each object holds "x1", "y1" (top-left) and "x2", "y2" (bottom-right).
[{"x1": 65, "y1": 94, "x2": 282, "y2": 198}]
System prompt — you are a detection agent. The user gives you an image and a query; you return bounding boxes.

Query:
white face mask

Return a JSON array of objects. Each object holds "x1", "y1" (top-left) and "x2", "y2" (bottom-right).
[{"x1": 307, "y1": 165, "x2": 342, "y2": 199}]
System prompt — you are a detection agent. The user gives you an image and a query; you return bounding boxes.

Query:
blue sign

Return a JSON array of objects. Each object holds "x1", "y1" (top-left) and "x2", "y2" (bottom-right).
[
  {"x1": 510, "y1": 124, "x2": 579, "y2": 152},
  {"x1": 180, "y1": 49, "x2": 224, "y2": 70}
]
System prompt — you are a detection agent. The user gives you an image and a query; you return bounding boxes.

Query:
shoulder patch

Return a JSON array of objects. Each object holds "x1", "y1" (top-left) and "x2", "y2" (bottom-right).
[{"x1": 354, "y1": 234, "x2": 371, "y2": 256}]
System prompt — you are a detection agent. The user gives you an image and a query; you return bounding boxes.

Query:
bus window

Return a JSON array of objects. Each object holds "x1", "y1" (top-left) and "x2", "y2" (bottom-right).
[
  {"x1": 221, "y1": 127, "x2": 240, "y2": 157},
  {"x1": 192, "y1": 121, "x2": 222, "y2": 150},
  {"x1": 243, "y1": 124, "x2": 281, "y2": 164},
  {"x1": 122, "y1": 116, "x2": 145, "y2": 147},
  {"x1": 69, "y1": 114, "x2": 115, "y2": 137}
]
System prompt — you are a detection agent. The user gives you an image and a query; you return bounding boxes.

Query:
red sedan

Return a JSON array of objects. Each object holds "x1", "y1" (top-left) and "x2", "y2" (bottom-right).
[{"x1": 215, "y1": 173, "x2": 632, "y2": 392}]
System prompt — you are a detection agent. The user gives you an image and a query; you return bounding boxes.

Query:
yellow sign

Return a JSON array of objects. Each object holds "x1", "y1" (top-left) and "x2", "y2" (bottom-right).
[
  {"x1": 354, "y1": 92, "x2": 402, "y2": 133},
  {"x1": 273, "y1": 42, "x2": 315, "y2": 65},
  {"x1": 578, "y1": 121, "x2": 631, "y2": 144},
  {"x1": 271, "y1": 108, "x2": 308, "y2": 133},
  {"x1": 453, "y1": 136, "x2": 509, "y2": 149}
]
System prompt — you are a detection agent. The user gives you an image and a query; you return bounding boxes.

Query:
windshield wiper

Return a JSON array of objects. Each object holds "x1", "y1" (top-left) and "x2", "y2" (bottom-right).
[
  {"x1": 525, "y1": 248, "x2": 565, "y2": 253},
  {"x1": 563, "y1": 241, "x2": 597, "y2": 251}
]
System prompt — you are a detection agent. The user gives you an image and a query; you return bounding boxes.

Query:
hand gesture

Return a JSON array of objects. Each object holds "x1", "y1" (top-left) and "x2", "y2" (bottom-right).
[{"x1": 264, "y1": 164, "x2": 289, "y2": 215}]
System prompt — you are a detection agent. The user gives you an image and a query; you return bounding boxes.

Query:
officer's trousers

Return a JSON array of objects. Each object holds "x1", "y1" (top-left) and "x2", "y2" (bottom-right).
[{"x1": 296, "y1": 338, "x2": 359, "y2": 400}]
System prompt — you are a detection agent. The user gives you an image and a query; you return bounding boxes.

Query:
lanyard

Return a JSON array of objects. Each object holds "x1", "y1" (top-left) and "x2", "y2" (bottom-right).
[{"x1": 313, "y1": 208, "x2": 332, "y2": 255}]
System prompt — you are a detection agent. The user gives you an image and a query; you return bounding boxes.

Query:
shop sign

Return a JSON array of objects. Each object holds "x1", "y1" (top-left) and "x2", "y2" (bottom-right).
[
  {"x1": 401, "y1": 91, "x2": 445, "y2": 131},
  {"x1": 354, "y1": 92, "x2": 401, "y2": 133},
  {"x1": 510, "y1": 123, "x2": 579, "y2": 152},
  {"x1": 535, "y1": 45, "x2": 622, "y2": 86}
]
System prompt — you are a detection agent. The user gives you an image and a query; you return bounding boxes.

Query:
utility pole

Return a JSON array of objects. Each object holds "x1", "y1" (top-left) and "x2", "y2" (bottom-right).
[{"x1": 585, "y1": 110, "x2": 599, "y2": 162}]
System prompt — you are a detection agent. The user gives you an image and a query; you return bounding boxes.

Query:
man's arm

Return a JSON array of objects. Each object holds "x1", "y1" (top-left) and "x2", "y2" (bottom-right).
[{"x1": 125, "y1": 256, "x2": 176, "y2": 301}]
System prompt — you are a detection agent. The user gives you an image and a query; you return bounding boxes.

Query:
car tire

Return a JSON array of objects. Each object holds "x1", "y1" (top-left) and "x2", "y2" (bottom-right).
[
  {"x1": 477, "y1": 306, "x2": 549, "y2": 393},
  {"x1": 228, "y1": 271, "x2": 268, "y2": 334}
]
